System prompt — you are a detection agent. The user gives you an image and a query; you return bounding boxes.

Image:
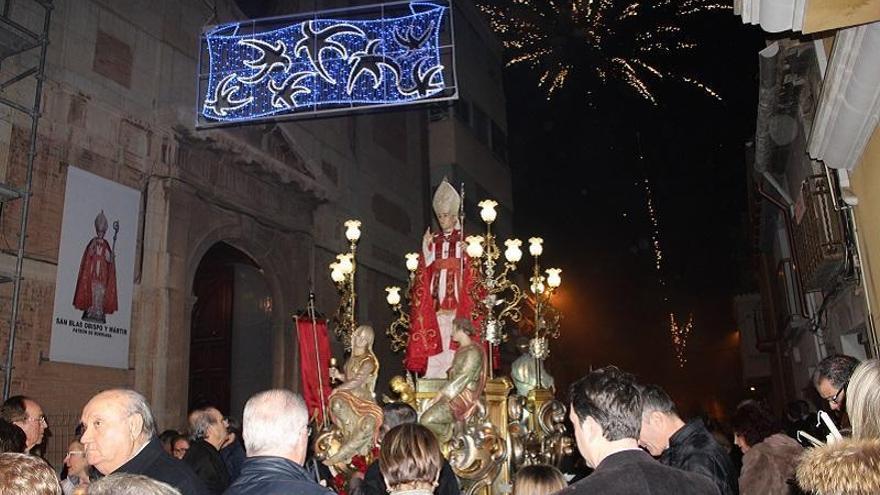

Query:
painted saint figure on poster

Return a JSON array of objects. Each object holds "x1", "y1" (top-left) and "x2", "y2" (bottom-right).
[{"x1": 72, "y1": 211, "x2": 118, "y2": 323}]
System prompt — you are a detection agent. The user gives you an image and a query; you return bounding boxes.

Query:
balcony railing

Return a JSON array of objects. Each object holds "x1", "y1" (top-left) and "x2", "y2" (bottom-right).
[{"x1": 793, "y1": 174, "x2": 846, "y2": 291}]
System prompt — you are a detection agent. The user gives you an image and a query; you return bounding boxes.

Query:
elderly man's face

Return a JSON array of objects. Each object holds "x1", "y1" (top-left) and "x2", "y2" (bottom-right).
[
  {"x1": 202, "y1": 408, "x2": 229, "y2": 450},
  {"x1": 13, "y1": 399, "x2": 46, "y2": 452},
  {"x1": 80, "y1": 392, "x2": 143, "y2": 474},
  {"x1": 816, "y1": 378, "x2": 846, "y2": 411}
]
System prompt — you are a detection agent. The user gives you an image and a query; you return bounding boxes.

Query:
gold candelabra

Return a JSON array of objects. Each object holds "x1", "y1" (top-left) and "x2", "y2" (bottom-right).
[
  {"x1": 525, "y1": 237, "x2": 562, "y2": 387},
  {"x1": 329, "y1": 219, "x2": 361, "y2": 351},
  {"x1": 385, "y1": 252, "x2": 419, "y2": 352},
  {"x1": 465, "y1": 199, "x2": 527, "y2": 378}
]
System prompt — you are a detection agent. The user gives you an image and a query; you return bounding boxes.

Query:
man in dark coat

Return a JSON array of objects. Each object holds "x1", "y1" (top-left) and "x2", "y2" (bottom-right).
[
  {"x1": 638, "y1": 383, "x2": 738, "y2": 495},
  {"x1": 559, "y1": 367, "x2": 721, "y2": 495},
  {"x1": 355, "y1": 402, "x2": 459, "y2": 495},
  {"x1": 224, "y1": 390, "x2": 332, "y2": 495},
  {"x1": 220, "y1": 417, "x2": 246, "y2": 481},
  {"x1": 80, "y1": 389, "x2": 208, "y2": 495},
  {"x1": 184, "y1": 406, "x2": 231, "y2": 493}
]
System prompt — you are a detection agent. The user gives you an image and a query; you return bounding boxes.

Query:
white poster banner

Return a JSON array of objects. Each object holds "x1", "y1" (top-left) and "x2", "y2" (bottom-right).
[{"x1": 49, "y1": 166, "x2": 140, "y2": 369}]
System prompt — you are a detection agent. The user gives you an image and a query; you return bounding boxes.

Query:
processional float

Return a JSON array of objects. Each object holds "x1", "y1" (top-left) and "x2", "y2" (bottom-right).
[{"x1": 312, "y1": 179, "x2": 572, "y2": 494}]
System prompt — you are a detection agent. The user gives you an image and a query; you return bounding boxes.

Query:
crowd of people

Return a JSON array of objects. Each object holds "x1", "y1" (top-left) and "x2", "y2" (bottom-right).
[{"x1": 0, "y1": 354, "x2": 878, "y2": 494}]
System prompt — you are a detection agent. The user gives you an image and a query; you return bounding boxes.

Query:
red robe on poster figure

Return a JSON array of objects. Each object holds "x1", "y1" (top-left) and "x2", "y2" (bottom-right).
[
  {"x1": 404, "y1": 179, "x2": 499, "y2": 377},
  {"x1": 72, "y1": 211, "x2": 118, "y2": 323}
]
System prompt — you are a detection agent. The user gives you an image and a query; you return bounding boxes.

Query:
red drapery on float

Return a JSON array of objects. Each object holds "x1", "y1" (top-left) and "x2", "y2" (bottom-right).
[
  {"x1": 295, "y1": 317, "x2": 332, "y2": 424},
  {"x1": 404, "y1": 229, "x2": 499, "y2": 375}
]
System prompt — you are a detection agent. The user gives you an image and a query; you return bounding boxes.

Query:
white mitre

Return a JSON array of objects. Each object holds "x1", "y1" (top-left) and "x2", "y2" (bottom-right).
[{"x1": 432, "y1": 178, "x2": 460, "y2": 216}]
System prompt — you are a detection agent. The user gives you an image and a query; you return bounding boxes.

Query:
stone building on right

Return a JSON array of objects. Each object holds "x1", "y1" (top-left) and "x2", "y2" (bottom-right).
[{"x1": 733, "y1": 3, "x2": 880, "y2": 410}]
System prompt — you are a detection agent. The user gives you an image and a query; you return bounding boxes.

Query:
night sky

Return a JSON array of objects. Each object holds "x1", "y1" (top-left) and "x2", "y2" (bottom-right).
[
  {"x1": 500, "y1": 6, "x2": 766, "y2": 417},
  {"x1": 235, "y1": 0, "x2": 769, "y2": 418}
]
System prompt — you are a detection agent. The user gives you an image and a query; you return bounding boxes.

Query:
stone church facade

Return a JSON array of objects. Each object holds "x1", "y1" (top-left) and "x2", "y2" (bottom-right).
[{"x1": 0, "y1": 0, "x2": 431, "y2": 462}]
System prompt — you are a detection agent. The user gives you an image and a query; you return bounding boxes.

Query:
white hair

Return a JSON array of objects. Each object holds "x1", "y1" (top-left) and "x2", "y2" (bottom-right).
[
  {"x1": 99, "y1": 389, "x2": 156, "y2": 437},
  {"x1": 242, "y1": 389, "x2": 307, "y2": 456}
]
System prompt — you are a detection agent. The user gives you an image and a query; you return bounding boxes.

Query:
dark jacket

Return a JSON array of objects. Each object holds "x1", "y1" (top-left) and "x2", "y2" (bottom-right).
[
  {"x1": 116, "y1": 436, "x2": 208, "y2": 495},
  {"x1": 223, "y1": 456, "x2": 333, "y2": 495},
  {"x1": 220, "y1": 439, "x2": 246, "y2": 482},
  {"x1": 358, "y1": 457, "x2": 459, "y2": 495},
  {"x1": 183, "y1": 438, "x2": 230, "y2": 494},
  {"x1": 660, "y1": 419, "x2": 738, "y2": 495},
  {"x1": 558, "y1": 449, "x2": 722, "y2": 495}
]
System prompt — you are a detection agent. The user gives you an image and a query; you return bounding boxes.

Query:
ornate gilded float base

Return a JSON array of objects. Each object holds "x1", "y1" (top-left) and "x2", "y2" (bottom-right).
[
  {"x1": 508, "y1": 387, "x2": 573, "y2": 470},
  {"x1": 416, "y1": 377, "x2": 512, "y2": 495}
]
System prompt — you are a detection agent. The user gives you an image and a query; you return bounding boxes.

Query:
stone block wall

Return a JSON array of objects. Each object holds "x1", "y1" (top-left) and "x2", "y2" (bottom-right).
[{"x1": 0, "y1": 0, "x2": 430, "y2": 467}]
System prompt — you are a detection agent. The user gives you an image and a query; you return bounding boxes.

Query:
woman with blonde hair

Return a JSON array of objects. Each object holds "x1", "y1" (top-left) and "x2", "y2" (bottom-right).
[
  {"x1": 513, "y1": 464, "x2": 567, "y2": 495},
  {"x1": 379, "y1": 423, "x2": 442, "y2": 494},
  {"x1": 797, "y1": 358, "x2": 880, "y2": 494}
]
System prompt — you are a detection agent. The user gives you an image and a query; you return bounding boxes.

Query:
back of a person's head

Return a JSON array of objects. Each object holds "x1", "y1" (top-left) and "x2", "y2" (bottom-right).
[
  {"x1": 381, "y1": 402, "x2": 418, "y2": 437},
  {"x1": 846, "y1": 358, "x2": 880, "y2": 440},
  {"x1": 0, "y1": 420, "x2": 25, "y2": 453},
  {"x1": 380, "y1": 423, "x2": 442, "y2": 490},
  {"x1": 513, "y1": 464, "x2": 567, "y2": 495},
  {"x1": 784, "y1": 400, "x2": 810, "y2": 421},
  {"x1": 0, "y1": 452, "x2": 61, "y2": 495},
  {"x1": 243, "y1": 389, "x2": 307, "y2": 456},
  {"x1": 225, "y1": 416, "x2": 242, "y2": 437},
  {"x1": 88, "y1": 473, "x2": 181, "y2": 495},
  {"x1": 731, "y1": 400, "x2": 778, "y2": 447},
  {"x1": 188, "y1": 405, "x2": 221, "y2": 440},
  {"x1": 814, "y1": 354, "x2": 860, "y2": 388},
  {"x1": 0, "y1": 396, "x2": 28, "y2": 423},
  {"x1": 159, "y1": 429, "x2": 179, "y2": 445},
  {"x1": 637, "y1": 383, "x2": 678, "y2": 417},
  {"x1": 568, "y1": 366, "x2": 642, "y2": 441}
]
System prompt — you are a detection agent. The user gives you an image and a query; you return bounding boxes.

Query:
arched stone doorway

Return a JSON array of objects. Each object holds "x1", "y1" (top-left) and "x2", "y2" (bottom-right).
[{"x1": 189, "y1": 241, "x2": 274, "y2": 420}]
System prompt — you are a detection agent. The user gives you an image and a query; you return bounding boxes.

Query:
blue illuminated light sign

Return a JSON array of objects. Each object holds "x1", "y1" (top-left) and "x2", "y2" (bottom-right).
[{"x1": 196, "y1": 0, "x2": 457, "y2": 127}]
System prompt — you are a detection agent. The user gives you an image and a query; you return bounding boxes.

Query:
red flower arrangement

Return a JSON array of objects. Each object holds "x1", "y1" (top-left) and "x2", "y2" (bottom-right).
[{"x1": 330, "y1": 447, "x2": 381, "y2": 495}]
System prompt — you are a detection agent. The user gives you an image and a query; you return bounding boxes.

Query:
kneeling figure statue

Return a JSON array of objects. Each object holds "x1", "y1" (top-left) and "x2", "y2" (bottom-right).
[{"x1": 420, "y1": 318, "x2": 488, "y2": 445}]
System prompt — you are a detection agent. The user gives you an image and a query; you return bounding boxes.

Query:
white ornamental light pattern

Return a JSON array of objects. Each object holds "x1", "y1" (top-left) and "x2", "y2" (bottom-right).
[{"x1": 198, "y1": 1, "x2": 456, "y2": 126}]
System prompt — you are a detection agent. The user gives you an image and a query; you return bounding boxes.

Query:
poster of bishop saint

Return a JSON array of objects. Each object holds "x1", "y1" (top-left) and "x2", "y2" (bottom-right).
[{"x1": 49, "y1": 166, "x2": 140, "y2": 369}]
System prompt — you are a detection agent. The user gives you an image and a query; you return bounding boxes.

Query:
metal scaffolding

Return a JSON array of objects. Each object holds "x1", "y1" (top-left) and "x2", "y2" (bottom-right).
[{"x1": 0, "y1": 0, "x2": 52, "y2": 400}]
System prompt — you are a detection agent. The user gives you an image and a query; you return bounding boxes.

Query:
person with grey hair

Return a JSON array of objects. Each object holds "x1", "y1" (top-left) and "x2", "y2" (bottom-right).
[
  {"x1": 183, "y1": 405, "x2": 230, "y2": 493},
  {"x1": 225, "y1": 389, "x2": 332, "y2": 495},
  {"x1": 80, "y1": 389, "x2": 208, "y2": 495},
  {"x1": 813, "y1": 354, "x2": 860, "y2": 412},
  {"x1": 637, "y1": 383, "x2": 736, "y2": 495},
  {"x1": 88, "y1": 472, "x2": 182, "y2": 495}
]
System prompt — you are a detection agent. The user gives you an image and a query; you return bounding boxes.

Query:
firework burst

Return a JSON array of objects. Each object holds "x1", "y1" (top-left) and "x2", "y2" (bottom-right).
[
  {"x1": 642, "y1": 166, "x2": 695, "y2": 368},
  {"x1": 478, "y1": 0, "x2": 728, "y2": 103}
]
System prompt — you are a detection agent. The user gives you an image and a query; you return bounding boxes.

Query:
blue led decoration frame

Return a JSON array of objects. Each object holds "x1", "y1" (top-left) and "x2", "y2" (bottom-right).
[{"x1": 196, "y1": 0, "x2": 457, "y2": 128}]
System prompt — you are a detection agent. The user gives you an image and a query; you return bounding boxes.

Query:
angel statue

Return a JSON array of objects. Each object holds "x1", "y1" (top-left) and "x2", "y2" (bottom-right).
[
  {"x1": 323, "y1": 325, "x2": 383, "y2": 466},
  {"x1": 420, "y1": 318, "x2": 488, "y2": 444}
]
